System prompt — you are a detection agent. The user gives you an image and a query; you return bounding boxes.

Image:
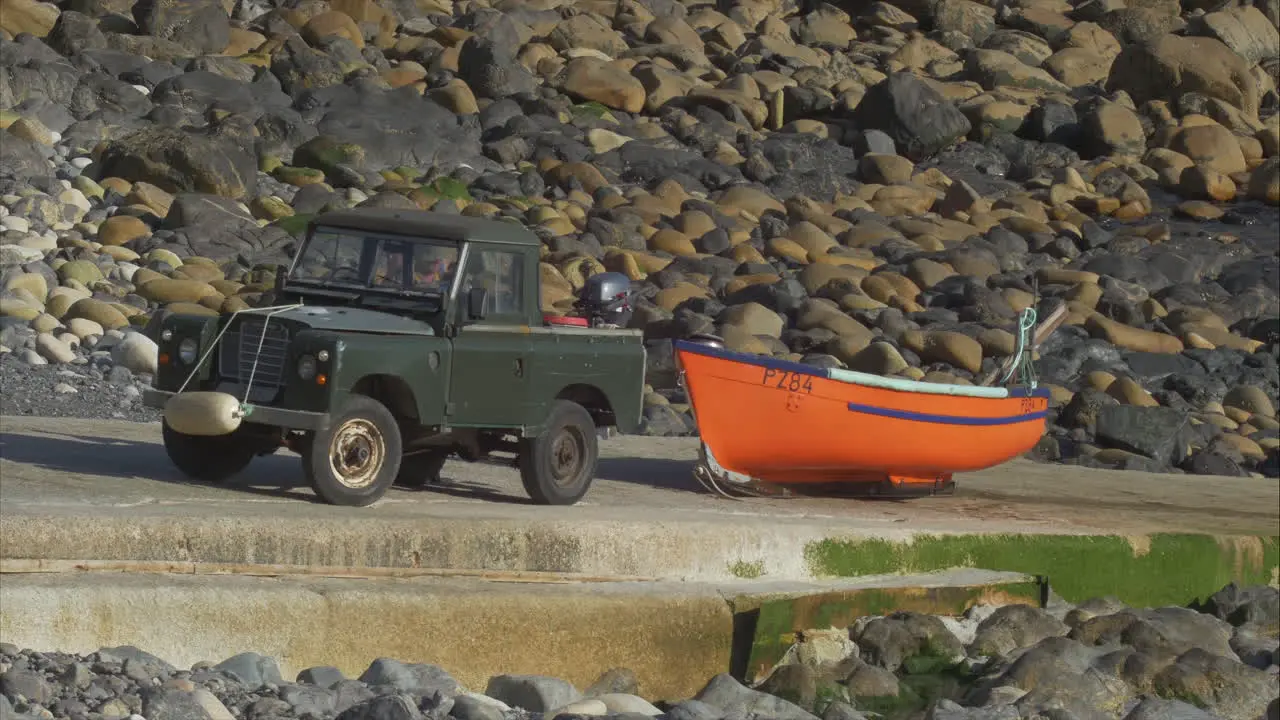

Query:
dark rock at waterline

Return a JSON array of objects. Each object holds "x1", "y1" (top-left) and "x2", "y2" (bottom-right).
[
  {"x1": 855, "y1": 611, "x2": 965, "y2": 673},
  {"x1": 1196, "y1": 583, "x2": 1280, "y2": 632}
]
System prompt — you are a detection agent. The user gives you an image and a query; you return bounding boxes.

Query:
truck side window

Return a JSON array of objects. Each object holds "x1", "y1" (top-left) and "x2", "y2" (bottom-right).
[{"x1": 467, "y1": 249, "x2": 524, "y2": 318}]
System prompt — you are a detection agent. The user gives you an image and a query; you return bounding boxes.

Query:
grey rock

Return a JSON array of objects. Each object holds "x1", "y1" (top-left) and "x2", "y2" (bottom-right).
[
  {"x1": 855, "y1": 611, "x2": 965, "y2": 673},
  {"x1": 820, "y1": 701, "x2": 868, "y2": 720},
  {"x1": 0, "y1": 670, "x2": 52, "y2": 705},
  {"x1": 1122, "y1": 696, "x2": 1222, "y2": 720},
  {"x1": 358, "y1": 659, "x2": 459, "y2": 698},
  {"x1": 584, "y1": 668, "x2": 638, "y2": 697},
  {"x1": 332, "y1": 679, "x2": 378, "y2": 715},
  {"x1": 850, "y1": 71, "x2": 972, "y2": 162},
  {"x1": 483, "y1": 675, "x2": 581, "y2": 713},
  {"x1": 297, "y1": 666, "x2": 346, "y2": 689},
  {"x1": 1071, "y1": 607, "x2": 1237, "y2": 660},
  {"x1": 692, "y1": 673, "x2": 817, "y2": 720},
  {"x1": 280, "y1": 684, "x2": 337, "y2": 716},
  {"x1": 1229, "y1": 627, "x2": 1278, "y2": 670},
  {"x1": 843, "y1": 662, "x2": 899, "y2": 698},
  {"x1": 1153, "y1": 648, "x2": 1275, "y2": 720},
  {"x1": 1198, "y1": 583, "x2": 1280, "y2": 632},
  {"x1": 446, "y1": 695, "x2": 504, "y2": 720},
  {"x1": 97, "y1": 645, "x2": 176, "y2": 680},
  {"x1": 0, "y1": 130, "x2": 56, "y2": 189},
  {"x1": 978, "y1": 636, "x2": 1131, "y2": 713},
  {"x1": 140, "y1": 688, "x2": 214, "y2": 720},
  {"x1": 213, "y1": 652, "x2": 283, "y2": 690},
  {"x1": 1094, "y1": 405, "x2": 1193, "y2": 465},
  {"x1": 970, "y1": 604, "x2": 1070, "y2": 658},
  {"x1": 660, "y1": 699, "x2": 724, "y2": 720},
  {"x1": 132, "y1": 0, "x2": 231, "y2": 55},
  {"x1": 336, "y1": 694, "x2": 422, "y2": 720},
  {"x1": 640, "y1": 404, "x2": 692, "y2": 436},
  {"x1": 95, "y1": 126, "x2": 257, "y2": 201},
  {"x1": 926, "y1": 698, "x2": 1019, "y2": 720},
  {"x1": 60, "y1": 663, "x2": 93, "y2": 690},
  {"x1": 456, "y1": 21, "x2": 539, "y2": 100}
]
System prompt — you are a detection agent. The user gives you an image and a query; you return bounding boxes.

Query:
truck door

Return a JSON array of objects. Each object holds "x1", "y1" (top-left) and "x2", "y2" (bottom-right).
[{"x1": 446, "y1": 244, "x2": 532, "y2": 428}]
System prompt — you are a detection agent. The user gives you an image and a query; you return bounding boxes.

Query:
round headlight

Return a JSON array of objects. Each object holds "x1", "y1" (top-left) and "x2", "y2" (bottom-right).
[
  {"x1": 178, "y1": 338, "x2": 198, "y2": 364},
  {"x1": 298, "y1": 354, "x2": 317, "y2": 380},
  {"x1": 316, "y1": 349, "x2": 329, "y2": 362}
]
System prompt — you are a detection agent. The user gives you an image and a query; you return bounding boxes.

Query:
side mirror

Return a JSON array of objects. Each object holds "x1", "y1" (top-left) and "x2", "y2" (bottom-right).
[{"x1": 467, "y1": 286, "x2": 488, "y2": 320}]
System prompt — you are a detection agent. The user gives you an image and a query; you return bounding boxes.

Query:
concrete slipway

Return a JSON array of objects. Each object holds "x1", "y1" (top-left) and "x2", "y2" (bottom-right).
[{"x1": 0, "y1": 415, "x2": 1276, "y2": 699}]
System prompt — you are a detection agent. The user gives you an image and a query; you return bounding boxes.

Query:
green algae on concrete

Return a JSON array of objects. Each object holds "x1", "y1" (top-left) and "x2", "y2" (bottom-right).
[
  {"x1": 803, "y1": 533, "x2": 1279, "y2": 609},
  {"x1": 740, "y1": 578, "x2": 1045, "y2": 684}
]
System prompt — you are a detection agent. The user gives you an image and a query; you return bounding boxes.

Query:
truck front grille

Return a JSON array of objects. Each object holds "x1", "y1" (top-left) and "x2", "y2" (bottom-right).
[{"x1": 218, "y1": 317, "x2": 290, "y2": 402}]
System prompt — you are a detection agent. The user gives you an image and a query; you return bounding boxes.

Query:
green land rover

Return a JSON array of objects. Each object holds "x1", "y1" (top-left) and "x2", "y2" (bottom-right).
[{"x1": 142, "y1": 208, "x2": 648, "y2": 507}]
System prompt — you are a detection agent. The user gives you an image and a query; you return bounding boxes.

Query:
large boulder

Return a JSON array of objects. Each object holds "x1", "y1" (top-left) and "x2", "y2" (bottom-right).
[
  {"x1": 156, "y1": 193, "x2": 295, "y2": 266},
  {"x1": 95, "y1": 126, "x2": 257, "y2": 200},
  {"x1": 0, "y1": 0, "x2": 60, "y2": 37},
  {"x1": 297, "y1": 85, "x2": 488, "y2": 175},
  {"x1": 850, "y1": 71, "x2": 972, "y2": 162},
  {"x1": 131, "y1": 0, "x2": 230, "y2": 54},
  {"x1": 1106, "y1": 34, "x2": 1260, "y2": 117},
  {"x1": 1193, "y1": 5, "x2": 1280, "y2": 66}
]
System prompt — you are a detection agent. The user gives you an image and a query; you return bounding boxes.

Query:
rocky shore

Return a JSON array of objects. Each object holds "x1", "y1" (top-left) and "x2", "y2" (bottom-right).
[
  {"x1": 1, "y1": 0, "x2": 1278, "y2": 477},
  {"x1": 1, "y1": 582, "x2": 1276, "y2": 720}
]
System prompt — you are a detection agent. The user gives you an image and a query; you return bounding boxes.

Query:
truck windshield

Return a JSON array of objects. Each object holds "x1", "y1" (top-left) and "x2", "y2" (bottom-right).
[{"x1": 288, "y1": 228, "x2": 461, "y2": 300}]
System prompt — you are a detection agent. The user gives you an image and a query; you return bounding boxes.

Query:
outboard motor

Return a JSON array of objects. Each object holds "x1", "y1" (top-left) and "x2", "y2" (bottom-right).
[{"x1": 575, "y1": 271, "x2": 634, "y2": 328}]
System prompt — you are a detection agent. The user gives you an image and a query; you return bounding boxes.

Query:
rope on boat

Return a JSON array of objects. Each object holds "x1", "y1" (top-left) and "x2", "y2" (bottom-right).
[{"x1": 1000, "y1": 306, "x2": 1039, "y2": 388}]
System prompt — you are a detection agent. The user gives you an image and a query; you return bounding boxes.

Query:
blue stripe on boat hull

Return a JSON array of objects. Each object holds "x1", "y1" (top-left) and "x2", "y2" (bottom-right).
[
  {"x1": 846, "y1": 402, "x2": 1050, "y2": 426},
  {"x1": 673, "y1": 339, "x2": 1052, "y2": 400}
]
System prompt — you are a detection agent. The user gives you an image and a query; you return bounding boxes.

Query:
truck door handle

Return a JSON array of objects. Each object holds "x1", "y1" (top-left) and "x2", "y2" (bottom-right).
[{"x1": 514, "y1": 358, "x2": 524, "y2": 377}]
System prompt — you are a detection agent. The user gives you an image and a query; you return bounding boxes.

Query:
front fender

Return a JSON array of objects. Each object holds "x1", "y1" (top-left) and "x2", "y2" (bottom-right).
[{"x1": 328, "y1": 335, "x2": 451, "y2": 425}]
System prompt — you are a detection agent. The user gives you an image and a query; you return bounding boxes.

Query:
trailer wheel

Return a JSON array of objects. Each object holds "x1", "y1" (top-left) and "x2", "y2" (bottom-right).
[
  {"x1": 395, "y1": 450, "x2": 449, "y2": 489},
  {"x1": 518, "y1": 400, "x2": 598, "y2": 505},
  {"x1": 303, "y1": 395, "x2": 402, "y2": 507},
  {"x1": 162, "y1": 420, "x2": 255, "y2": 483}
]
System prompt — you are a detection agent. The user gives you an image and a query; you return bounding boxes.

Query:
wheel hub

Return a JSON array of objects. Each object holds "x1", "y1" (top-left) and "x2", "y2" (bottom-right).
[
  {"x1": 549, "y1": 429, "x2": 583, "y2": 487},
  {"x1": 329, "y1": 418, "x2": 385, "y2": 489}
]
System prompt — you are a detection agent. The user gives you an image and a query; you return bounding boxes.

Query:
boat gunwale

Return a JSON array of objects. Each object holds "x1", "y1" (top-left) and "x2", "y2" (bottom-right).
[{"x1": 672, "y1": 339, "x2": 1052, "y2": 401}]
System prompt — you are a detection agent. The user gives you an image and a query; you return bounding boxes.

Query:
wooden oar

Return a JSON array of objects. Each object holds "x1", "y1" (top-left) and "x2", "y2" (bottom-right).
[{"x1": 979, "y1": 301, "x2": 1069, "y2": 387}]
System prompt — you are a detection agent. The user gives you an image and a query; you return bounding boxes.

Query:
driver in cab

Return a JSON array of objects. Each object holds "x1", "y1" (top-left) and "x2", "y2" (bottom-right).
[{"x1": 373, "y1": 245, "x2": 456, "y2": 294}]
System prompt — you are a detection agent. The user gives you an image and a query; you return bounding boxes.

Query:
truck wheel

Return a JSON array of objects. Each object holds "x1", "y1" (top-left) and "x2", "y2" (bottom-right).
[
  {"x1": 395, "y1": 450, "x2": 448, "y2": 489},
  {"x1": 303, "y1": 395, "x2": 402, "y2": 507},
  {"x1": 518, "y1": 400, "x2": 598, "y2": 505},
  {"x1": 162, "y1": 420, "x2": 256, "y2": 483}
]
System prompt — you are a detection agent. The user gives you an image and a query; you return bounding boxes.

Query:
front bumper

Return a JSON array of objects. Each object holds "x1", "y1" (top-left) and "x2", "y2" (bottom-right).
[{"x1": 142, "y1": 388, "x2": 329, "y2": 431}]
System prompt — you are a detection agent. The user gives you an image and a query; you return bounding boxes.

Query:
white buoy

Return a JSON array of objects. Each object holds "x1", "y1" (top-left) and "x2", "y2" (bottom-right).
[{"x1": 164, "y1": 391, "x2": 244, "y2": 436}]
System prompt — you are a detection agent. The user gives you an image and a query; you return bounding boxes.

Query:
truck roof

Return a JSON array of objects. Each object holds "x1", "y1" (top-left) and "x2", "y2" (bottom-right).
[{"x1": 309, "y1": 208, "x2": 540, "y2": 247}]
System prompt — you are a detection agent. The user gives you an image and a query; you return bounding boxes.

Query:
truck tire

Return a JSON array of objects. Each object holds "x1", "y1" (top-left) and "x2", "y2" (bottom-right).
[
  {"x1": 395, "y1": 450, "x2": 449, "y2": 489},
  {"x1": 162, "y1": 420, "x2": 255, "y2": 483},
  {"x1": 303, "y1": 395, "x2": 403, "y2": 507},
  {"x1": 518, "y1": 400, "x2": 598, "y2": 505}
]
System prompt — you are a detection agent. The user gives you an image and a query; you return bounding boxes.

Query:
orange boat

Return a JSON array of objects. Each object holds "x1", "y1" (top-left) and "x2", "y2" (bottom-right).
[{"x1": 673, "y1": 308, "x2": 1060, "y2": 498}]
